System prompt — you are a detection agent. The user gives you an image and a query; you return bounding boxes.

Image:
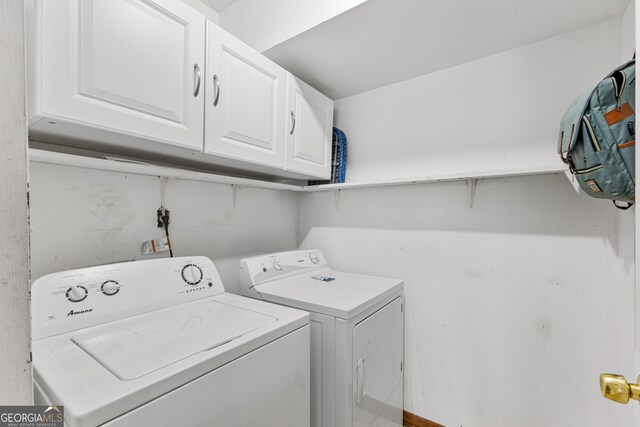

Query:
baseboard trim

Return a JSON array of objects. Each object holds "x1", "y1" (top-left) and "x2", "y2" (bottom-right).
[{"x1": 403, "y1": 410, "x2": 445, "y2": 427}]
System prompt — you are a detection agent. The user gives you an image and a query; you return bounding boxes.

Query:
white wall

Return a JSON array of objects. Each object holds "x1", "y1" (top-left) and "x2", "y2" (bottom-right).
[
  {"x1": 617, "y1": 1, "x2": 637, "y2": 411},
  {"x1": 219, "y1": 0, "x2": 366, "y2": 52},
  {"x1": 29, "y1": 162, "x2": 298, "y2": 294},
  {"x1": 621, "y1": 0, "x2": 635, "y2": 60},
  {"x1": 624, "y1": 0, "x2": 640, "y2": 403},
  {"x1": 296, "y1": 12, "x2": 638, "y2": 427},
  {"x1": 333, "y1": 21, "x2": 623, "y2": 183},
  {"x1": 0, "y1": 0, "x2": 32, "y2": 405},
  {"x1": 298, "y1": 175, "x2": 636, "y2": 426}
]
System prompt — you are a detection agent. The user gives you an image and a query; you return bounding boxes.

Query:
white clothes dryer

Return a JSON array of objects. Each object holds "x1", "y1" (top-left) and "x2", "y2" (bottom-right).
[
  {"x1": 239, "y1": 250, "x2": 404, "y2": 427},
  {"x1": 32, "y1": 256, "x2": 310, "y2": 427}
]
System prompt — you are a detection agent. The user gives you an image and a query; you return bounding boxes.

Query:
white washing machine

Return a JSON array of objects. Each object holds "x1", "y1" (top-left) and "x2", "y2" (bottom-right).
[
  {"x1": 31, "y1": 256, "x2": 310, "y2": 427},
  {"x1": 239, "y1": 250, "x2": 404, "y2": 427}
]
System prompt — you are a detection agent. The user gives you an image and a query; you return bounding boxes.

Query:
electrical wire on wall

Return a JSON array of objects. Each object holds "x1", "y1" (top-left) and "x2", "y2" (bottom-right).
[
  {"x1": 159, "y1": 207, "x2": 173, "y2": 258},
  {"x1": 141, "y1": 207, "x2": 174, "y2": 256}
]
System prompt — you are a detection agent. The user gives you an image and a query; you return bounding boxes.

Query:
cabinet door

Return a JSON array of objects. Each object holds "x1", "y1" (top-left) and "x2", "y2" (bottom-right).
[
  {"x1": 285, "y1": 74, "x2": 333, "y2": 179},
  {"x1": 35, "y1": 0, "x2": 206, "y2": 150},
  {"x1": 353, "y1": 298, "x2": 404, "y2": 427},
  {"x1": 205, "y1": 23, "x2": 286, "y2": 169}
]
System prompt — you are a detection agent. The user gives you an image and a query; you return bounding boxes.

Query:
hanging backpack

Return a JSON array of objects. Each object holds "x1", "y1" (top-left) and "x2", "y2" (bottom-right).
[{"x1": 558, "y1": 58, "x2": 635, "y2": 209}]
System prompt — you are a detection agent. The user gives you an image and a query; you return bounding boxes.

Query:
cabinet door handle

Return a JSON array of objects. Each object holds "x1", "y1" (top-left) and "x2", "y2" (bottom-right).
[
  {"x1": 193, "y1": 64, "x2": 201, "y2": 97},
  {"x1": 213, "y1": 74, "x2": 220, "y2": 107},
  {"x1": 356, "y1": 357, "x2": 365, "y2": 405},
  {"x1": 289, "y1": 111, "x2": 296, "y2": 135}
]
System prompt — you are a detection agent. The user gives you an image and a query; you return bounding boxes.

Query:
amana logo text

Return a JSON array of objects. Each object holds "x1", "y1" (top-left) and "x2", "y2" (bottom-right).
[{"x1": 67, "y1": 309, "x2": 93, "y2": 317}]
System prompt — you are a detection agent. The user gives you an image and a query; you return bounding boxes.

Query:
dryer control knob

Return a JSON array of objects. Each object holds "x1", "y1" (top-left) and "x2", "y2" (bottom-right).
[
  {"x1": 101, "y1": 280, "x2": 121, "y2": 296},
  {"x1": 272, "y1": 260, "x2": 283, "y2": 271},
  {"x1": 309, "y1": 252, "x2": 320, "y2": 264},
  {"x1": 66, "y1": 285, "x2": 88, "y2": 303},
  {"x1": 181, "y1": 264, "x2": 203, "y2": 285}
]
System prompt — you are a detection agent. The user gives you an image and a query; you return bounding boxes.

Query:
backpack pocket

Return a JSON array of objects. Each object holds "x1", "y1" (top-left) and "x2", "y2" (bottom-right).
[
  {"x1": 573, "y1": 164, "x2": 611, "y2": 199},
  {"x1": 574, "y1": 149, "x2": 634, "y2": 202},
  {"x1": 574, "y1": 164, "x2": 605, "y2": 198},
  {"x1": 616, "y1": 137, "x2": 635, "y2": 182}
]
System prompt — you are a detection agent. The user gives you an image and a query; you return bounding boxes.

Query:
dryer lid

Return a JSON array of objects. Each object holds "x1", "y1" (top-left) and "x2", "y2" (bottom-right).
[
  {"x1": 71, "y1": 299, "x2": 276, "y2": 380},
  {"x1": 254, "y1": 268, "x2": 403, "y2": 319}
]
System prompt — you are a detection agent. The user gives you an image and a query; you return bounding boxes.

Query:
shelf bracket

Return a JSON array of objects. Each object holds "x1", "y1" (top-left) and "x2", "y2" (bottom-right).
[
  {"x1": 231, "y1": 184, "x2": 239, "y2": 210},
  {"x1": 159, "y1": 176, "x2": 169, "y2": 207},
  {"x1": 332, "y1": 189, "x2": 341, "y2": 211},
  {"x1": 467, "y1": 179, "x2": 477, "y2": 208}
]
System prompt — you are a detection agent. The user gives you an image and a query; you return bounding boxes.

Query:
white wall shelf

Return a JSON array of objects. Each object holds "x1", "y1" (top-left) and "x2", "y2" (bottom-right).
[
  {"x1": 30, "y1": 149, "x2": 567, "y2": 195},
  {"x1": 300, "y1": 164, "x2": 567, "y2": 192}
]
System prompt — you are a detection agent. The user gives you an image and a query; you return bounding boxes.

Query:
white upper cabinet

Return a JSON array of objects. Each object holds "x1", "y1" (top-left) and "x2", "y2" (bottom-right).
[
  {"x1": 205, "y1": 23, "x2": 286, "y2": 169},
  {"x1": 285, "y1": 74, "x2": 333, "y2": 179},
  {"x1": 28, "y1": 0, "x2": 206, "y2": 150},
  {"x1": 27, "y1": 1, "x2": 333, "y2": 180}
]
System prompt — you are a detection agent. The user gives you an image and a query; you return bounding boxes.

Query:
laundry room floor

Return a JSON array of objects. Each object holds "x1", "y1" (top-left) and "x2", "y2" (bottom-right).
[{"x1": 403, "y1": 411, "x2": 444, "y2": 427}]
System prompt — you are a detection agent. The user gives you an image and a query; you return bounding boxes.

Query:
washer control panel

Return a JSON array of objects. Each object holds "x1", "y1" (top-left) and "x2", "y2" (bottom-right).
[
  {"x1": 32, "y1": 256, "x2": 225, "y2": 340},
  {"x1": 240, "y1": 250, "x2": 328, "y2": 287}
]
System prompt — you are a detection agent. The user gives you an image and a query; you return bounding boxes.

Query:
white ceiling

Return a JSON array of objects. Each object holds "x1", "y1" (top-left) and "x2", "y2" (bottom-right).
[
  {"x1": 264, "y1": 0, "x2": 631, "y2": 99},
  {"x1": 199, "y1": 0, "x2": 240, "y2": 13}
]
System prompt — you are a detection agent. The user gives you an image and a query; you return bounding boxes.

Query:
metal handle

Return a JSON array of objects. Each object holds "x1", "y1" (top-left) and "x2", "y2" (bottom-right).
[
  {"x1": 356, "y1": 357, "x2": 365, "y2": 405},
  {"x1": 600, "y1": 374, "x2": 640, "y2": 404},
  {"x1": 213, "y1": 74, "x2": 220, "y2": 107},
  {"x1": 193, "y1": 64, "x2": 201, "y2": 97},
  {"x1": 289, "y1": 111, "x2": 296, "y2": 135}
]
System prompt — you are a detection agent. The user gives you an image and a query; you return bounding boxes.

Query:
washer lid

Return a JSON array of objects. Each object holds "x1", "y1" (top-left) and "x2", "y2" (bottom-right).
[
  {"x1": 71, "y1": 299, "x2": 276, "y2": 380},
  {"x1": 254, "y1": 268, "x2": 403, "y2": 319}
]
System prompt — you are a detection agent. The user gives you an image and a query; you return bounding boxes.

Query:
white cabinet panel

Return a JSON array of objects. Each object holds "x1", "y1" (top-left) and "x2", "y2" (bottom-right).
[
  {"x1": 30, "y1": 0, "x2": 206, "y2": 150},
  {"x1": 310, "y1": 313, "x2": 336, "y2": 427},
  {"x1": 285, "y1": 73, "x2": 333, "y2": 179},
  {"x1": 352, "y1": 298, "x2": 403, "y2": 427},
  {"x1": 205, "y1": 22, "x2": 286, "y2": 168}
]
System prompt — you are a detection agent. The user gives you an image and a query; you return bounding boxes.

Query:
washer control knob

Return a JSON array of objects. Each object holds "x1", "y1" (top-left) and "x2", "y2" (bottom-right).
[
  {"x1": 181, "y1": 264, "x2": 203, "y2": 286},
  {"x1": 272, "y1": 260, "x2": 283, "y2": 271},
  {"x1": 309, "y1": 252, "x2": 320, "y2": 264},
  {"x1": 66, "y1": 285, "x2": 88, "y2": 303},
  {"x1": 101, "y1": 280, "x2": 121, "y2": 296}
]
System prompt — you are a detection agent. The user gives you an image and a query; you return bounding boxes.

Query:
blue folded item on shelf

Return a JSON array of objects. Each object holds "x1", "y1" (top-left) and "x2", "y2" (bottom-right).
[
  {"x1": 333, "y1": 127, "x2": 347, "y2": 184},
  {"x1": 309, "y1": 127, "x2": 347, "y2": 185}
]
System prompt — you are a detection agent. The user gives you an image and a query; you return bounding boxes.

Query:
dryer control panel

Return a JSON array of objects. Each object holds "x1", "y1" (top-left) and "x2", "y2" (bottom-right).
[
  {"x1": 240, "y1": 250, "x2": 328, "y2": 289},
  {"x1": 32, "y1": 256, "x2": 225, "y2": 340}
]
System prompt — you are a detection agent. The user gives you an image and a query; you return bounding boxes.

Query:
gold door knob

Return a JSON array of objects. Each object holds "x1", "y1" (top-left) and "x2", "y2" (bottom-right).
[{"x1": 600, "y1": 374, "x2": 640, "y2": 404}]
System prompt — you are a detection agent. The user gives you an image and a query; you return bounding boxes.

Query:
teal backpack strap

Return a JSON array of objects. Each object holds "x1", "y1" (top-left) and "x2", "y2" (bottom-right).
[
  {"x1": 558, "y1": 90, "x2": 592, "y2": 169},
  {"x1": 613, "y1": 200, "x2": 633, "y2": 210}
]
